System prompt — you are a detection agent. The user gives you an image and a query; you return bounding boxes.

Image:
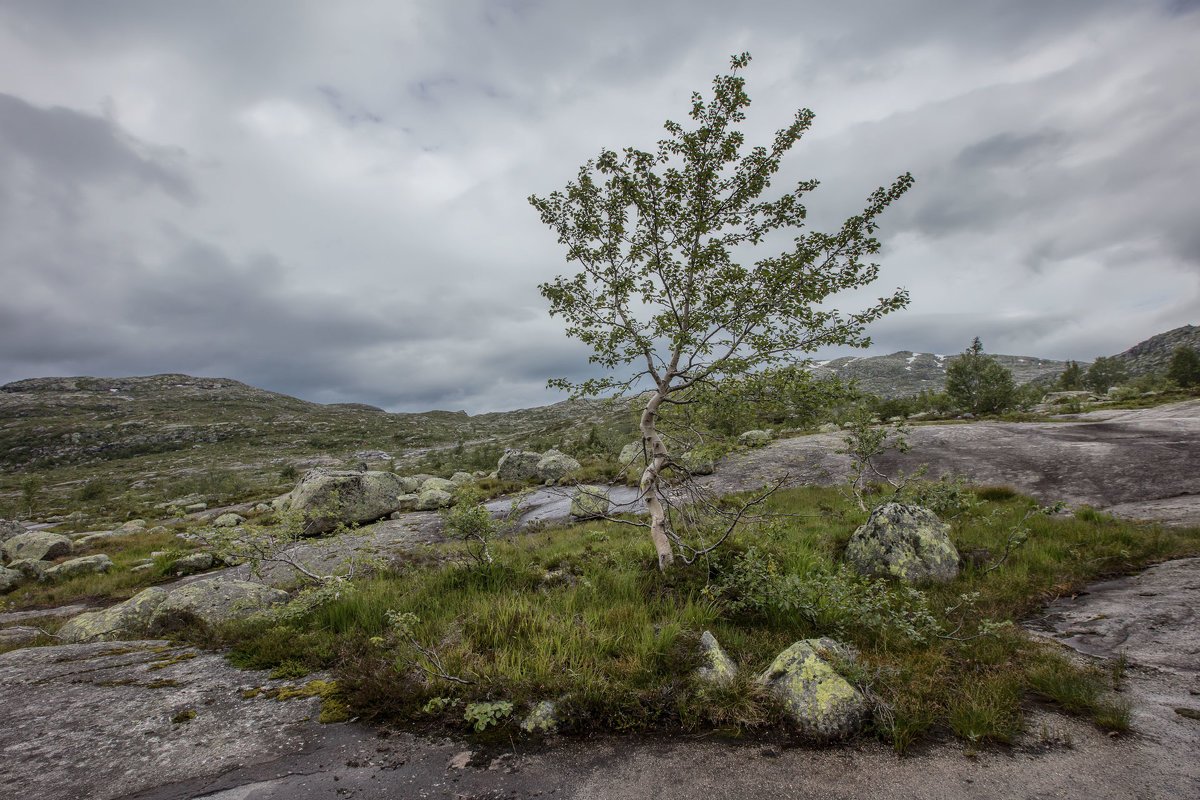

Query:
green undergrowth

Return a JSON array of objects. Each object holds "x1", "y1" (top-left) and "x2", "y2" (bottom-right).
[
  {"x1": 1, "y1": 528, "x2": 203, "y2": 611},
  {"x1": 210, "y1": 486, "x2": 1200, "y2": 750}
]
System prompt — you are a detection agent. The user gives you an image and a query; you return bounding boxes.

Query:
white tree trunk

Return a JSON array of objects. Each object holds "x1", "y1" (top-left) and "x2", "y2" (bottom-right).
[{"x1": 639, "y1": 390, "x2": 675, "y2": 570}]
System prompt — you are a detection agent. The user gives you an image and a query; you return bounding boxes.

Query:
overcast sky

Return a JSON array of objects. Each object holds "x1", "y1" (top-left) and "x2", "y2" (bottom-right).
[{"x1": 1, "y1": 1, "x2": 1197, "y2": 412}]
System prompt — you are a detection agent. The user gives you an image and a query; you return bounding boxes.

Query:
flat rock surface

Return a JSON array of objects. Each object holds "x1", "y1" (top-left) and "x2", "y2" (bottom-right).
[
  {"x1": 703, "y1": 399, "x2": 1200, "y2": 525},
  {"x1": 0, "y1": 641, "x2": 327, "y2": 800}
]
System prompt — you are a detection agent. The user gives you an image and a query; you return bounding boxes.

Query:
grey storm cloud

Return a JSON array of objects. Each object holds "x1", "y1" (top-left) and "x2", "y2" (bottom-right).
[{"x1": 0, "y1": 0, "x2": 1197, "y2": 411}]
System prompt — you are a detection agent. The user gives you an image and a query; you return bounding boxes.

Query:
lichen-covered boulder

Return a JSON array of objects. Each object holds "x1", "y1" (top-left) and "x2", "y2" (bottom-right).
[
  {"x1": 117, "y1": 519, "x2": 147, "y2": 533},
  {"x1": 171, "y1": 552, "x2": 216, "y2": 576},
  {"x1": 7, "y1": 558, "x2": 49, "y2": 580},
  {"x1": 618, "y1": 442, "x2": 646, "y2": 468},
  {"x1": 569, "y1": 486, "x2": 609, "y2": 519},
  {"x1": 212, "y1": 513, "x2": 244, "y2": 528},
  {"x1": 0, "y1": 519, "x2": 27, "y2": 543},
  {"x1": 696, "y1": 631, "x2": 737, "y2": 685},
  {"x1": 738, "y1": 430, "x2": 772, "y2": 448},
  {"x1": 397, "y1": 474, "x2": 436, "y2": 494},
  {"x1": 757, "y1": 638, "x2": 866, "y2": 741},
  {"x1": 44, "y1": 554, "x2": 113, "y2": 581},
  {"x1": 287, "y1": 468, "x2": 407, "y2": 535},
  {"x1": 75, "y1": 532, "x2": 117, "y2": 547},
  {"x1": 3, "y1": 531, "x2": 72, "y2": 563},
  {"x1": 450, "y1": 472, "x2": 474, "y2": 486},
  {"x1": 147, "y1": 579, "x2": 289, "y2": 634},
  {"x1": 0, "y1": 567, "x2": 22, "y2": 593},
  {"x1": 536, "y1": 450, "x2": 581, "y2": 482},
  {"x1": 845, "y1": 502, "x2": 960, "y2": 583},
  {"x1": 58, "y1": 587, "x2": 171, "y2": 643},
  {"x1": 394, "y1": 493, "x2": 420, "y2": 512},
  {"x1": 420, "y1": 477, "x2": 455, "y2": 494},
  {"x1": 520, "y1": 700, "x2": 559, "y2": 734},
  {"x1": 678, "y1": 450, "x2": 716, "y2": 476},
  {"x1": 416, "y1": 488, "x2": 454, "y2": 511},
  {"x1": 818, "y1": 422, "x2": 840, "y2": 434},
  {"x1": 497, "y1": 450, "x2": 542, "y2": 482}
]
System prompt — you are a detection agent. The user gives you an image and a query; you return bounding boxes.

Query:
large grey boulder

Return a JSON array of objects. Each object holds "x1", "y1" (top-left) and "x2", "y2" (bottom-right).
[
  {"x1": 845, "y1": 502, "x2": 960, "y2": 584},
  {"x1": 569, "y1": 486, "x2": 609, "y2": 519},
  {"x1": 44, "y1": 554, "x2": 113, "y2": 581},
  {"x1": 0, "y1": 519, "x2": 26, "y2": 543},
  {"x1": 757, "y1": 638, "x2": 867, "y2": 741},
  {"x1": 287, "y1": 468, "x2": 407, "y2": 534},
  {"x1": 3, "y1": 531, "x2": 72, "y2": 563},
  {"x1": 497, "y1": 450, "x2": 542, "y2": 482},
  {"x1": 58, "y1": 587, "x2": 171, "y2": 643},
  {"x1": 536, "y1": 450, "x2": 581, "y2": 482},
  {"x1": 450, "y1": 472, "x2": 474, "y2": 487},
  {"x1": 147, "y1": 579, "x2": 289, "y2": 634}
]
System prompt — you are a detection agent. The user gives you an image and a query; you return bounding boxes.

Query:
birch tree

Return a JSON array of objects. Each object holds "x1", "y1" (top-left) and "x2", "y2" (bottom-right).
[{"x1": 530, "y1": 53, "x2": 913, "y2": 569}]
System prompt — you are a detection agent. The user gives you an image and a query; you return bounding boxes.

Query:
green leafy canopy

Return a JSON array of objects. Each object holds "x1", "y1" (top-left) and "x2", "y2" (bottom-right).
[{"x1": 530, "y1": 53, "x2": 914, "y2": 399}]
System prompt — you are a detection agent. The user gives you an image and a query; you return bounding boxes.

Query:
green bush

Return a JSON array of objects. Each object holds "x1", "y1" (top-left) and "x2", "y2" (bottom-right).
[{"x1": 945, "y1": 338, "x2": 1016, "y2": 415}]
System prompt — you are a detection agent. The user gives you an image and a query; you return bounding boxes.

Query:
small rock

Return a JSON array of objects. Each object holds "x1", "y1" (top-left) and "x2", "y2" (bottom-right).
[
  {"x1": 0, "y1": 567, "x2": 23, "y2": 593},
  {"x1": 172, "y1": 552, "x2": 216, "y2": 576},
  {"x1": 44, "y1": 554, "x2": 114, "y2": 581},
  {"x1": 212, "y1": 513, "x2": 245, "y2": 528},
  {"x1": 696, "y1": 630, "x2": 737, "y2": 685},
  {"x1": 416, "y1": 489, "x2": 454, "y2": 511},
  {"x1": 678, "y1": 450, "x2": 716, "y2": 476},
  {"x1": 75, "y1": 532, "x2": 117, "y2": 547},
  {"x1": 420, "y1": 477, "x2": 455, "y2": 494},
  {"x1": 450, "y1": 472, "x2": 474, "y2": 486},
  {"x1": 117, "y1": 520, "x2": 147, "y2": 533},
  {"x1": 738, "y1": 430, "x2": 772, "y2": 448},
  {"x1": 818, "y1": 423, "x2": 840, "y2": 434},
  {"x1": 520, "y1": 700, "x2": 560, "y2": 734},
  {"x1": 569, "y1": 486, "x2": 609, "y2": 519},
  {"x1": 7, "y1": 558, "x2": 50, "y2": 580}
]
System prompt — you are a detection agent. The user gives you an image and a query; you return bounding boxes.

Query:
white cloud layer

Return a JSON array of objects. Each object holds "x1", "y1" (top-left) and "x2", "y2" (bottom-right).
[{"x1": 0, "y1": 0, "x2": 1196, "y2": 410}]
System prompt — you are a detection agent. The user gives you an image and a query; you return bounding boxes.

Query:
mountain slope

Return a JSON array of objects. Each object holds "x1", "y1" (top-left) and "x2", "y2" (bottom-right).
[
  {"x1": 1112, "y1": 325, "x2": 1200, "y2": 376},
  {"x1": 808, "y1": 351, "x2": 1069, "y2": 397}
]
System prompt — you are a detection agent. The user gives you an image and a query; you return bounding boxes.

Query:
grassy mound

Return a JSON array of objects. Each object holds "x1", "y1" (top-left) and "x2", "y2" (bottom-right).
[{"x1": 208, "y1": 486, "x2": 1197, "y2": 749}]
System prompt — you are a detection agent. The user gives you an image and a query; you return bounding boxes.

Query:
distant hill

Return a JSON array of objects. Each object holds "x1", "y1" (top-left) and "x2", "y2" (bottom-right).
[
  {"x1": 807, "y1": 351, "x2": 1069, "y2": 398},
  {"x1": 1111, "y1": 325, "x2": 1200, "y2": 376},
  {"x1": 0, "y1": 373, "x2": 629, "y2": 471}
]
